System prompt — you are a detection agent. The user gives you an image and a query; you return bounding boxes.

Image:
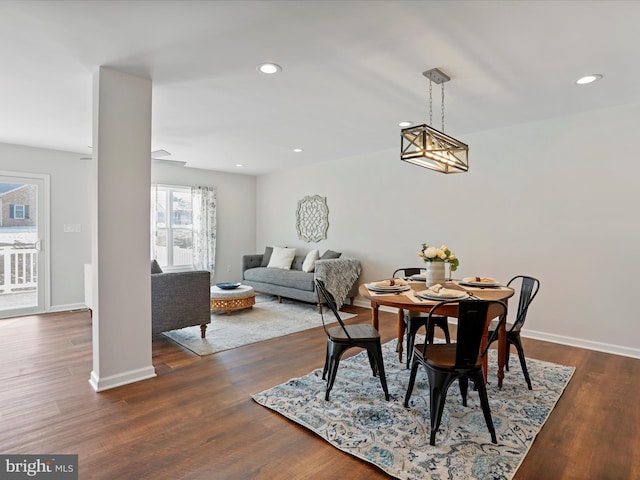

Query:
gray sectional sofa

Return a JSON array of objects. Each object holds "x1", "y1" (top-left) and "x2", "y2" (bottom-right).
[{"x1": 241, "y1": 249, "x2": 361, "y2": 310}]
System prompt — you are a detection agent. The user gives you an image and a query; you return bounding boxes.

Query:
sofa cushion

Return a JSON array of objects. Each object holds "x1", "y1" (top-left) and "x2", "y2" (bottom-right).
[
  {"x1": 267, "y1": 247, "x2": 297, "y2": 269},
  {"x1": 302, "y1": 249, "x2": 319, "y2": 272},
  {"x1": 243, "y1": 267, "x2": 315, "y2": 291},
  {"x1": 320, "y1": 249, "x2": 342, "y2": 260},
  {"x1": 290, "y1": 254, "x2": 306, "y2": 271},
  {"x1": 151, "y1": 259, "x2": 163, "y2": 274},
  {"x1": 260, "y1": 246, "x2": 274, "y2": 267}
]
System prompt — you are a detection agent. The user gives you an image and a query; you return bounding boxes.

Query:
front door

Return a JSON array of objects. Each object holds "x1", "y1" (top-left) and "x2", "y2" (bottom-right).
[{"x1": 0, "y1": 172, "x2": 49, "y2": 318}]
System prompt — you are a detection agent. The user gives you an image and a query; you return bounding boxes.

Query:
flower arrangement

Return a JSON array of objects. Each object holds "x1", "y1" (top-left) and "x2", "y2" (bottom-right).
[{"x1": 419, "y1": 243, "x2": 459, "y2": 271}]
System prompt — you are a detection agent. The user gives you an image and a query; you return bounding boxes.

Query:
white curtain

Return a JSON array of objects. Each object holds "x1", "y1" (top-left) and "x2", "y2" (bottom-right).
[{"x1": 191, "y1": 185, "x2": 217, "y2": 280}]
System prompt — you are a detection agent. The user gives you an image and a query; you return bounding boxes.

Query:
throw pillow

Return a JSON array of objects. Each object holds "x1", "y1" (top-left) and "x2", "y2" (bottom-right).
[
  {"x1": 260, "y1": 246, "x2": 274, "y2": 267},
  {"x1": 151, "y1": 259, "x2": 163, "y2": 274},
  {"x1": 302, "y1": 249, "x2": 320, "y2": 272},
  {"x1": 267, "y1": 246, "x2": 297, "y2": 269},
  {"x1": 320, "y1": 249, "x2": 342, "y2": 260}
]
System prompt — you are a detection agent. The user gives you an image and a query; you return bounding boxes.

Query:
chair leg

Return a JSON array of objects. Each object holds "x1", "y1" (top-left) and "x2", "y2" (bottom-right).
[
  {"x1": 325, "y1": 354, "x2": 341, "y2": 401},
  {"x1": 427, "y1": 322, "x2": 436, "y2": 344},
  {"x1": 512, "y1": 334, "x2": 533, "y2": 390},
  {"x1": 458, "y1": 376, "x2": 469, "y2": 407},
  {"x1": 370, "y1": 342, "x2": 390, "y2": 401},
  {"x1": 426, "y1": 368, "x2": 456, "y2": 446},
  {"x1": 322, "y1": 342, "x2": 330, "y2": 380},
  {"x1": 405, "y1": 320, "x2": 424, "y2": 369},
  {"x1": 366, "y1": 349, "x2": 378, "y2": 377},
  {"x1": 324, "y1": 343, "x2": 344, "y2": 400},
  {"x1": 441, "y1": 321, "x2": 451, "y2": 343},
  {"x1": 470, "y1": 371, "x2": 497, "y2": 444},
  {"x1": 404, "y1": 359, "x2": 421, "y2": 407}
]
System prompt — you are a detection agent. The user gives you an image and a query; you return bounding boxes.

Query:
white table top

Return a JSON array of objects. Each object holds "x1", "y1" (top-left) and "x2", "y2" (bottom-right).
[{"x1": 210, "y1": 284, "x2": 254, "y2": 298}]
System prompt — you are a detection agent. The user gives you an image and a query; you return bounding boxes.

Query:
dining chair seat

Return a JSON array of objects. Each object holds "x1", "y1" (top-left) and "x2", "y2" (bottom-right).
[
  {"x1": 414, "y1": 343, "x2": 482, "y2": 369},
  {"x1": 326, "y1": 324, "x2": 380, "y2": 342}
]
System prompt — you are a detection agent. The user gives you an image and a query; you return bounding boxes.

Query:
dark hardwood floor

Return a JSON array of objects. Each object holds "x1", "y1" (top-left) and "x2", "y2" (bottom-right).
[{"x1": 1, "y1": 306, "x2": 638, "y2": 479}]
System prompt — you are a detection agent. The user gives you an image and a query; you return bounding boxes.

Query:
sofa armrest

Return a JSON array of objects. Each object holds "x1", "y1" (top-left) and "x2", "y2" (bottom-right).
[
  {"x1": 241, "y1": 254, "x2": 264, "y2": 278},
  {"x1": 314, "y1": 258, "x2": 361, "y2": 310}
]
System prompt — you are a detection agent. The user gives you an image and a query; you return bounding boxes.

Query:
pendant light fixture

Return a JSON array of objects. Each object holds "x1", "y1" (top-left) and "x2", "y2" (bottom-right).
[{"x1": 400, "y1": 68, "x2": 469, "y2": 173}]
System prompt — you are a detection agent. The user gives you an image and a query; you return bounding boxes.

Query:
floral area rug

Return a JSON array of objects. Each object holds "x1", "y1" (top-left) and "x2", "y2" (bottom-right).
[
  {"x1": 252, "y1": 338, "x2": 575, "y2": 479},
  {"x1": 162, "y1": 295, "x2": 355, "y2": 356}
]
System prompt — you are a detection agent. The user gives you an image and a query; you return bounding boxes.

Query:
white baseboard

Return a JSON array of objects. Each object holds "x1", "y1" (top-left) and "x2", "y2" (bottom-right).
[
  {"x1": 49, "y1": 302, "x2": 88, "y2": 313},
  {"x1": 521, "y1": 329, "x2": 640, "y2": 359},
  {"x1": 351, "y1": 299, "x2": 640, "y2": 359},
  {"x1": 89, "y1": 366, "x2": 156, "y2": 392}
]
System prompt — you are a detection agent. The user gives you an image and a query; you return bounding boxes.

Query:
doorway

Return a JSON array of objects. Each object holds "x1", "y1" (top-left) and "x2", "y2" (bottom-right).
[{"x1": 0, "y1": 173, "x2": 49, "y2": 318}]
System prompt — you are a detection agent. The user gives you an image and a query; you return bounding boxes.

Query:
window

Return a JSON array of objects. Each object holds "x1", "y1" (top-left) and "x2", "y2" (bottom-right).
[
  {"x1": 10, "y1": 204, "x2": 29, "y2": 219},
  {"x1": 151, "y1": 186, "x2": 193, "y2": 268}
]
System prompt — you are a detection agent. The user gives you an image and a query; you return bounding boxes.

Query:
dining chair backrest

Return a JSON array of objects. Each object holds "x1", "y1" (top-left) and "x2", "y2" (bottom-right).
[
  {"x1": 393, "y1": 267, "x2": 422, "y2": 278},
  {"x1": 423, "y1": 299, "x2": 507, "y2": 368},
  {"x1": 507, "y1": 275, "x2": 540, "y2": 332},
  {"x1": 315, "y1": 279, "x2": 350, "y2": 340}
]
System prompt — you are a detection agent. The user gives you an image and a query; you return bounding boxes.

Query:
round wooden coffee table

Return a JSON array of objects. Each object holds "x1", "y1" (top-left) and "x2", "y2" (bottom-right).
[{"x1": 210, "y1": 285, "x2": 255, "y2": 315}]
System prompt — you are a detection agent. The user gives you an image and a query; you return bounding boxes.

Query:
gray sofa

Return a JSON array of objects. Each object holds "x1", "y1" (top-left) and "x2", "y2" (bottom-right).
[
  {"x1": 241, "y1": 250, "x2": 361, "y2": 310},
  {"x1": 151, "y1": 262, "x2": 211, "y2": 337}
]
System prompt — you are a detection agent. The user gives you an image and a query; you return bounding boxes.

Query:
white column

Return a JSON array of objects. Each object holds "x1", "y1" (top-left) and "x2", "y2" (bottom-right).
[{"x1": 89, "y1": 67, "x2": 155, "y2": 391}]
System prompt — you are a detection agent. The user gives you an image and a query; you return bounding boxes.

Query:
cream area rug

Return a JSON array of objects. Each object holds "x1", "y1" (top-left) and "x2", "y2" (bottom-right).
[
  {"x1": 162, "y1": 295, "x2": 355, "y2": 356},
  {"x1": 252, "y1": 338, "x2": 575, "y2": 480}
]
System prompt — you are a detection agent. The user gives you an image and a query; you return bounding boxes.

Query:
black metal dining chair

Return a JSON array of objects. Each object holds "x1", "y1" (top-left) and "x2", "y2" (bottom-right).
[
  {"x1": 393, "y1": 267, "x2": 451, "y2": 368},
  {"x1": 315, "y1": 279, "x2": 390, "y2": 401},
  {"x1": 404, "y1": 299, "x2": 507, "y2": 446},
  {"x1": 487, "y1": 275, "x2": 540, "y2": 390}
]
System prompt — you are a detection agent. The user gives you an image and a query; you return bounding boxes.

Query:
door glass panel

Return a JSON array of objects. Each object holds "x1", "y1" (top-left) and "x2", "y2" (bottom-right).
[{"x1": 0, "y1": 179, "x2": 43, "y2": 316}]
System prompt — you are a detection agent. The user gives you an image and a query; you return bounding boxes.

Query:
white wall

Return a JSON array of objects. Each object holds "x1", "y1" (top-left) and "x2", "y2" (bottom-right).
[
  {"x1": 0, "y1": 142, "x2": 92, "y2": 311},
  {"x1": 0, "y1": 142, "x2": 257, "y2": 311},
  {"x1": 256, "y1": 101, "x2": 640, "y2": 358}
]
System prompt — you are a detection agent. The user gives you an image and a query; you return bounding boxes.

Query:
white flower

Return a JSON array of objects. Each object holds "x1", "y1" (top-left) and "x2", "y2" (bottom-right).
[
  {"x1": 449, "y1": 253, "x2": 457, "y2": 261},
  {"x1": 424, "y1": 246, "x2": 438, "y2": 259},
  {"x1": 440, "y1": 244, "x2": 448, "y2": 252},
  {"x1": 437, "y1": 249, "x2": 447, "y2": 260}
]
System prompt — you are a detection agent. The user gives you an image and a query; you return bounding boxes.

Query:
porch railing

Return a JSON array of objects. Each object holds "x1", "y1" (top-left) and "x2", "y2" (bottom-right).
[{"x1": 0, "y1": 245, "x2": 38, "y2": 294}]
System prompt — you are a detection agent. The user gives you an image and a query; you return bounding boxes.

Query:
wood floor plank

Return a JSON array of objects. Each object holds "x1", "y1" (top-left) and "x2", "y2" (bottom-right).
[{"x1": 0, "y1": 307, "x2": 638, "y2": 479}]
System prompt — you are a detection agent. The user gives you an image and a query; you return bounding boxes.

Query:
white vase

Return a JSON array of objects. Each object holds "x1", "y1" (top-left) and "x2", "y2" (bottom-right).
[{"x1": 425, "y1": 262, "x2": 446, "y2": 287}]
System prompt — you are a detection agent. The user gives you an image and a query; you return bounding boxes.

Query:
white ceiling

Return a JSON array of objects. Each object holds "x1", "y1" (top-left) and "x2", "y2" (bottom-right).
[{"x1": 1, "y1": 0, "x2": 639, "y2": 175}]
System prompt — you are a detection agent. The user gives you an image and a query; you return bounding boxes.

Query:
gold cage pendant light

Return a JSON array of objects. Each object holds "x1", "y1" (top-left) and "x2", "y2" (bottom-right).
[{"x1": 400, "y1": 68, "x2": 469, "y2": 173}]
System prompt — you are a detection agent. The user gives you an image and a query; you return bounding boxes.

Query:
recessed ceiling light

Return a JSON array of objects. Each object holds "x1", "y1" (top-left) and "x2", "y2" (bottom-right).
[
  {"x1": 293, "y1": 148, "x2": 303, "y2": 153},
  {"x1": 235, "y1": 164, "x2": 244, "y2": 168},
  {"x1": 257, "y1": 63, "x2": 282, "y2": 74},
  {"x1": 576, "y1": 74, "x2": 603, "y2": 85},
  {"x1": 398, "y1": 121, "x2": 412, "y2": 127}
]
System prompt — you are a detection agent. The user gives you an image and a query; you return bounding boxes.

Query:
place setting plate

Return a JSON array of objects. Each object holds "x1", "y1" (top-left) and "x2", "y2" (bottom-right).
[
  {"x1": 416, "y1": 289, "x2": 469, "y2": 301},
  {"x1": 366, "y1": 284, "x2": 411, "y2": 293},
  {"x1": 457, "y1": 277, "x2": 502, "y2": 288}
]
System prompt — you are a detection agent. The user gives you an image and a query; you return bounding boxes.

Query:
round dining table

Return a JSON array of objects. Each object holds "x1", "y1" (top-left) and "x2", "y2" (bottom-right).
[{"x1": 359, "y1": 280, "x2": 514, "y2": 388}]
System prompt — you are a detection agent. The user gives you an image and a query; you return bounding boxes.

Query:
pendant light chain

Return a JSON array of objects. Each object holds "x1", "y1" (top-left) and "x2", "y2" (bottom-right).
[
  {"x1": 428, "y1": 78, "x2": 433, "y2": 126},
  {"x1": 441, "y1": 82, "x2": 445, "y2": 132}
]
